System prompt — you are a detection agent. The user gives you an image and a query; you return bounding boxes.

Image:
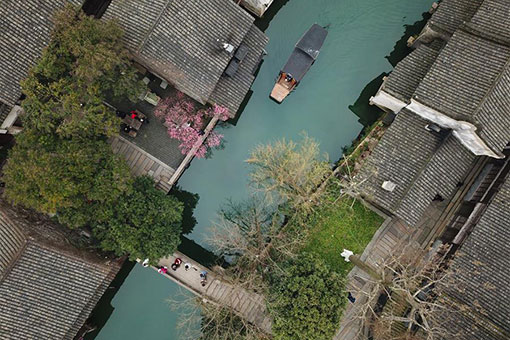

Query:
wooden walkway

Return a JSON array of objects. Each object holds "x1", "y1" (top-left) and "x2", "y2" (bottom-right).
[
  {"x1": 110, "y1": 136, "x2": 176, "y2": 192},
  {"x1": 156, "y1": 252, "x2": 272, "y2": 334},
  {"x1": 333, "y1": 212, "x2": 416, "y2": 340}
]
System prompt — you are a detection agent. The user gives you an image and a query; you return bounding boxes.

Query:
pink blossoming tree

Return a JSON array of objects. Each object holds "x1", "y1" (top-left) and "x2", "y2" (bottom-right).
[{"x1": 154, "y1": 91, "x2": 230, "y2": 158}]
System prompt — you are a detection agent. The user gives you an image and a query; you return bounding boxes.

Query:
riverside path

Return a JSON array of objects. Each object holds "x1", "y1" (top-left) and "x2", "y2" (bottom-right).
[{"x1": 155, "y1": 251, "x2": 272, "y2": 334}]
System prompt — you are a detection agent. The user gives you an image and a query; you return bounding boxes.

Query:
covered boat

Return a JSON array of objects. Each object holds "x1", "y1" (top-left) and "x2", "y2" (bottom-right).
[{"x1": 270, "y1": 24, "x2": 328, "y2": 102}]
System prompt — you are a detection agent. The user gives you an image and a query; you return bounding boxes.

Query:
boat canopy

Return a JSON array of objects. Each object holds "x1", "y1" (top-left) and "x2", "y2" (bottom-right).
[
  {"x1": 281, "y1": 24, "x2": 328, "y2": 82},
  {"x1": 295, "y1": 24, "x2": 328, "y2": 60},
  {"x1": 282, "y1": 49, "x2": 314, "y2": 82}
]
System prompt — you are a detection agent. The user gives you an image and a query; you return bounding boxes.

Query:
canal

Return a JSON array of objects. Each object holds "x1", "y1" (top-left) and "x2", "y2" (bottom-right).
[{"x1": 88, "y1": 0, "x2": 432, "y2": 339}]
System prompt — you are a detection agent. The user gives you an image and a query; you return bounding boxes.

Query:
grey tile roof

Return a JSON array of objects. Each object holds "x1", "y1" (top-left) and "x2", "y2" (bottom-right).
[
  {"x1": 382, "y1": 44, "x2": 440, "y2": 103},
  {"x1": 103, "y1": 0, "x2": 263, "y2": 111},
  {"x1": 0, "y1": 209, "x2": 25, "y2": 277},
  {"x1": 360, "y1": 109, "x2": 476, "y2": 226},
  {"x1": 468, "y1": 0, "x2": 510, "y2": 42},
  {"x1": 429, "y1": 0, "x2": 483, "y2": 35},
  {"x1": 447, "y1": 175, "x2": 510, "y2": 339},
  {"x1": 359, "y1": 110, "x2": 445, "y2": 215},
  {"x1": 0, "y1": 205, "x2": 121, "y2": 340},
  {"x1": 413, "y1": 30, "x2": 510, "y2": 122},
  {"x1": 209, "y1": 25, "x2": 269, "y2": 117},
  {"x1": 395, "y1": 136, "x2": 475, "y2": 226},
  {"x1": 474, "y1": 64, "x2": 510, "y2": 153},
  {"x1": 0, "y1": 0, "x2": 79, "y2": 109}
]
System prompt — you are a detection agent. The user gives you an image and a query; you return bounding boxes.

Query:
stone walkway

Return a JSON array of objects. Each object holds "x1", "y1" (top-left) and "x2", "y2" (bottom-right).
[{"x1": 156, "y1": 251, "x2": 272, "y2": 334}]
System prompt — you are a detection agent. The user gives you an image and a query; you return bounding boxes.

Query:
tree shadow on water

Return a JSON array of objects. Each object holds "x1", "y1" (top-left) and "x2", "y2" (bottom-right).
[{"x1": 170, "y1": 186, "x2": 200, "y2": 235}]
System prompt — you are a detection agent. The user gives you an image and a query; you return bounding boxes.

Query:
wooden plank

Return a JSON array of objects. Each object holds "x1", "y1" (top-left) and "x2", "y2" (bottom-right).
[
  {"x1": 382, "y1": 234, "x2": 397, "y2": 247},
  {"x1": 127, "y1": 149, "x2": 138, "y2": 165},
  {"x1": 118, "y1": 141, "x2": 129, "y2": 155},
  {"x1": 130, "y1": 152, "x2": 142, "y2": 168},
  {"x1": 238, "y1": 294, "x2": 251, "y2": 313},
  {"x1": 144, "y1": 159, "x2": 155, "y2": 171},
  {"x1": 150, "y1": 162, "x2": 159, "y2": 172},
  {"x1": 139, "y1": 157, "x2": 151, "y2": 174},
  {"x1": 153, "y1": 165, "x2": 164, "y2": 179},
  {"x1": 378, "y1": 236, "x2": 394, "y2": 249}
]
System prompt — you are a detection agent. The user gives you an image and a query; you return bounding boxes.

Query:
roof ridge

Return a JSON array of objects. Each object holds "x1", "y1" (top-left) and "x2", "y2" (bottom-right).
[
  {"x1": 462, "y1": 21, "x2": 510, "y2": 48},
  {"x1": 470, "y1": 47, "x2": 510, "y2": 128},
  {"x1": 0, "y1": 240, "x2": 28, "y2": 285},
  {"x1": 137, "y1": 0, "x2": 174, "y2": 52}
]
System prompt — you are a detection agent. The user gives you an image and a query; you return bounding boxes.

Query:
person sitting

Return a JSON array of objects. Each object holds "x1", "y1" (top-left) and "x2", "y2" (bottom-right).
[
  {"x1": 200, "y1": 270, "x2": 208, "y2": 280},
  {"x1": 171, "y1": 258, "x2": 183, "y2": 271},
  {"x1": 130, "y1": 110, "x2": 137, "y2": 120},
  {"x1": 157, "y1": 266, "x2": 168, "y2": 274},
  {"x1": 285, "y1": 73, "x2": 293, "y2": 82},
  {"x1": 200, "y1": 279, "x2": 207, "y2": 287}
]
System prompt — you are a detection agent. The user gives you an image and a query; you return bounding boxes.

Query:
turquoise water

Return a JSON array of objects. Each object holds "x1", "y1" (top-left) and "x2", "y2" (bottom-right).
[
  {"x1": 90, "y1": 1, "x2": 432, "y2": 339},
  {"x1": 179, "y1": 0, "x2": 431, "y2": 245}
]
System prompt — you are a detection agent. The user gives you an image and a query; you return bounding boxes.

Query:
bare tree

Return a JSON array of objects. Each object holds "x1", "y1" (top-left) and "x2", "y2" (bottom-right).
[
  {"x1": 171, "y1": 294, "x2": 268, "y2": 340},
  {"x1": 348, "y1": 245, "x2": 470, "y2": 340},
  {"x1": 245, "y1": 134, "x2": 333, "y2": 214},
  {"x1": 207, "y1": 198, "x2": 305, "y2": 293}
]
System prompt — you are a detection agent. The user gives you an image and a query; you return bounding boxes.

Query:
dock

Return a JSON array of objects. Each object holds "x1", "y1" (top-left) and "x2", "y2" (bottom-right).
[{"x1": 156, "y1": 251, "x2": 272, "y2": 334}]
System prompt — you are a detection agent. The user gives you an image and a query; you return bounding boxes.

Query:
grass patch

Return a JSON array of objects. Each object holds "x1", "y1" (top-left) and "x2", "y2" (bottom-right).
[{"x1": 303, "y1": 198, "x2": 384, "y2": 276}]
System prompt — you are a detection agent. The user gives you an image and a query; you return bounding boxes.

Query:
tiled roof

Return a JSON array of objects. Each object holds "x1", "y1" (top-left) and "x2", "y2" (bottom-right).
[
  {"x1": 429, "y1": 0, "x2": 483, "y2": 35},
  {"x1": 209, "y1": 25, "x2": 269, "y2": 117},
  {"x1": 382, "y1": 44, "x2": 440, "y2": 103},
  {"x1": 413, "y1": 30, "x2": 510, "y2": 122},
  {"x1": 447, "y1": 175, "x2": 510, "y2": 339},
  {"x1": 359, "y1": 109, "x2": 476, "y2": 226},
  {"x1": 0, "y1": 205, "x2": 121, "y2": 340},
  {"x1": 474, "y1": 63, "x2": 510, "y2": 153},
  {"x1": 395, "y1": 136, "x2": 475, "y2": 226},
  {"x1": 0, "y1": 210, "x2": 25, "y2": 277},
  {"x1": 0, "y1": 0, "x2": 79, "y2": 108},
  {"x1": 468, "y1": 0, "x2": 510, "y2": 42},
  {"x1": 103, "y1": 0, "x2": 263, "y2": 110},
  {"x1": 359, "y1": 110, "x2": 445, "y2": 216}
]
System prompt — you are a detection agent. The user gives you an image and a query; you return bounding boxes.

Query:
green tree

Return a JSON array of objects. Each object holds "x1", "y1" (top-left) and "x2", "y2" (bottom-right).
[
  {"x1": 92, "y1": 176, "x2": 183, "y2": 262},
  {"x1": 268, "y1": 253, "x2": 346, "y2": 340},
  {"x1": 20, "y1": 4, "x2": 144, "y2": 138},
  {"x1": 4, "y1": 4, "x2": 145, "y2": 226},
  {"x1": 3, "y1": 131, "x2": 131, "y2": 227}
]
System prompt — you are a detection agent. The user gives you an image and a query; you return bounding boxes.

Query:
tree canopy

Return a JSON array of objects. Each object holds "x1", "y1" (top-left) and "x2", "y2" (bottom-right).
[
  {"x1": 3, "y1": 131, "x2": 131, "y2": 227},
  {"x1": 92, "y1": 176, "x2": 183, "y2": 262},
  {"x1": 268, "y1": 253, "x2": 346, "y2": 340},
  {"x1": 20, "y1": 5, "x2": 143, "y2": 138},
  {"x1": 4, "y1": 4, "x2": 143, "y2": 222},
  {"x1": 3, "y1": 5, "x2": 183, "y2": 260}
]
